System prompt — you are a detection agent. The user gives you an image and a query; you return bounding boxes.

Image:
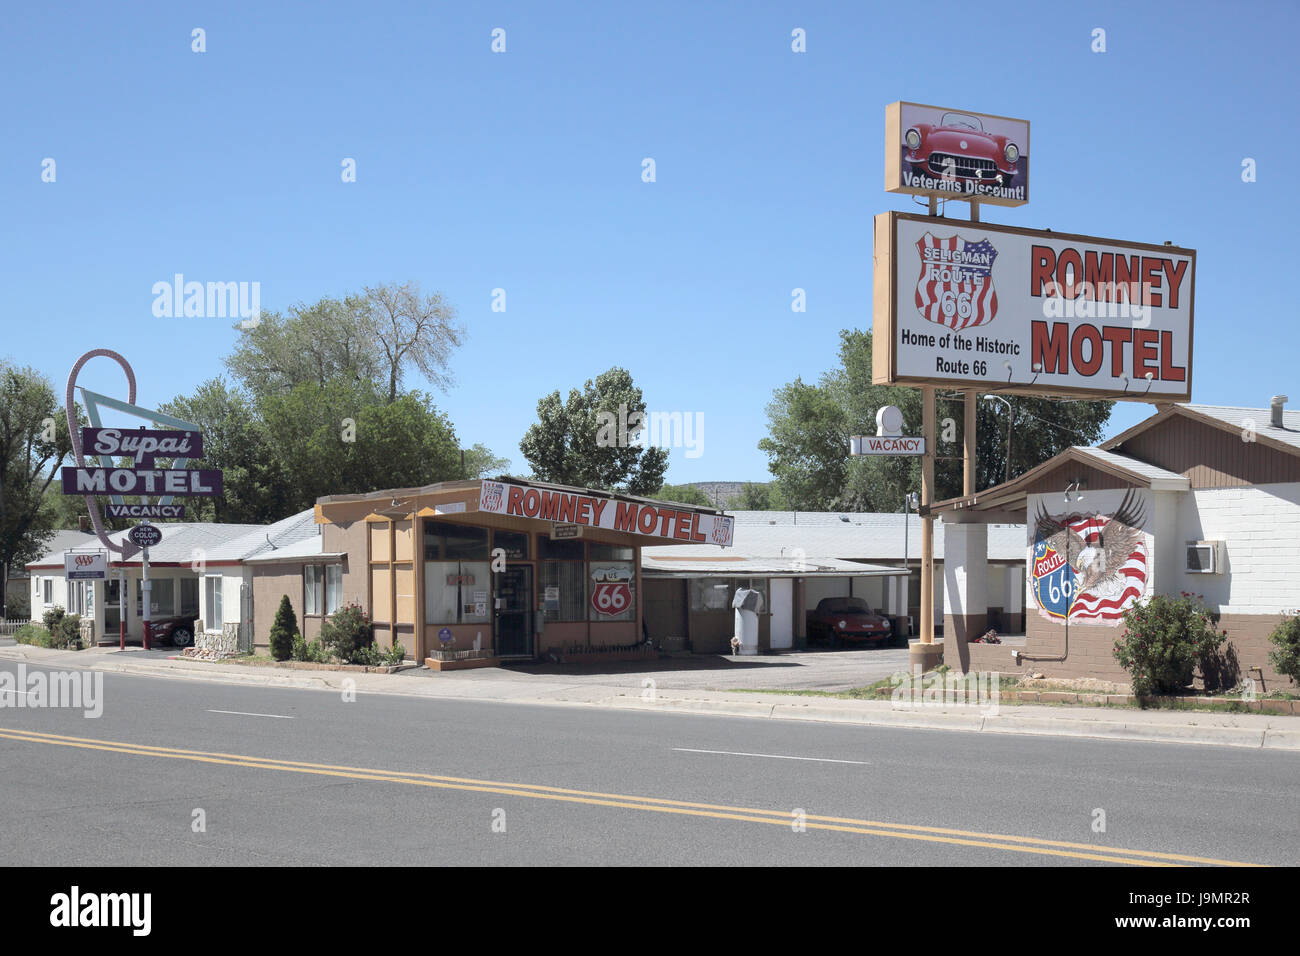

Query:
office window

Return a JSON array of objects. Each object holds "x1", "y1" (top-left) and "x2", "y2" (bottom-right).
[
  {"x1": 493, "y1": 530, "x2": 529, "y2": 560},
  {"x1": 306, "y1": 565, "x2": 344, "y2": 616},
  {"x1": 137, "y1": 578, "x2": 174, "y2": 617},
  {"x1": 179, "y1": 577, "x2": 199, "y2": 618},
  {"x1": 425, "y1": 561, "x2": 490, "y2": 625},
  {"x1": 540, "y1": 559, "x2": 586, "y2": 622},
  {"x1": 424, "y1": 520, "x2": 488, "y2": 560},
  {"x1": 42, "y1": 579, "x2": 53, "y2": 604},
  {"x1": 204, "y1": 577, "x2": 223, "y2": 631}
]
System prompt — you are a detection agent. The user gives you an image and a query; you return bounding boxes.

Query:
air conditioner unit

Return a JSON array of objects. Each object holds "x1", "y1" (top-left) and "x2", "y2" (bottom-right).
[{"x1": 1185, "y1": 541, "x2": 1223, "y2": 574}]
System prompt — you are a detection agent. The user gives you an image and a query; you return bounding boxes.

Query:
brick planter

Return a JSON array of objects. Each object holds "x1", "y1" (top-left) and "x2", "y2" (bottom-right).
[{"x1": 425, "y1": 648, "x2": 499, "y2": 672}]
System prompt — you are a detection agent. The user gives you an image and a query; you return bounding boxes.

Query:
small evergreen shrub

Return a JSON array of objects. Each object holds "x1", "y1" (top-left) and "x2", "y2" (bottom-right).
[
  {"x1": 14, "y1": 624, "x2": 52, "y2": 647},
  {"x1": 269, "y1": 595, "x2": 297, "y2": 661}
]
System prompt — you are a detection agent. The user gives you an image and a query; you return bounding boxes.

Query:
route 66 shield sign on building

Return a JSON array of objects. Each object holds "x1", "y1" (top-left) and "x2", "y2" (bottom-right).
[{"x1": 913, "y1": 232, "x2": 999, "y2": 330}]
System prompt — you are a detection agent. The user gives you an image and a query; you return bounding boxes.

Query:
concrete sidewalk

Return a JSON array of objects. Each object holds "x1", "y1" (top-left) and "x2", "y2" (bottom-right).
[{"x1": 1, "y1": 643, "x2": 1297, "y2": 751}]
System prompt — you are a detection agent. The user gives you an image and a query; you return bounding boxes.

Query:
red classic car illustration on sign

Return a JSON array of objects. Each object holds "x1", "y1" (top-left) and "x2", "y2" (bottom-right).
[
  {"x1": 914, "y1": 232, "x2": 999, "y2": 330},
  {"x1": 886, "y1": 102, "x2": 1029, "y2": 206},
  {"x1": 1031, "y1": 489, "x2": 1149, "y2": 623}
]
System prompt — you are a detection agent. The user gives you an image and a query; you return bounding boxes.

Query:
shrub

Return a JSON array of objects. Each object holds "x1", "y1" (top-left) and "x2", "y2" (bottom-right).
[
  {"x1": 14, "y1": 624, "x2": 52, "y2": 647},
  {"x1": 268, "y1": 595, "x2": 297, "y2": 661},
  {"x1": 6, "y1": 592, "x2": 30, "y2": 620},
  {"x1": 1114, "y1": 592, "x2": 1226, "y2": 699},
  {"x1": 385, "y1": 642, "x2": 406, "y2": 666},
  {"x1": 291, "y1": 632, "x2": 307, "y2": 661},
  {"x1": 321, "y1": 603, "x2": 372, "y2": 664},
  {"x1": 42, "y1": 606, "x2": 66, "y2": 633},
  {"x1": 52, "y1": 613, "x2": 83, "y2": 650},
  {"x1": 1268, "y1": 616, "x2": 1300, "y2": 685}
]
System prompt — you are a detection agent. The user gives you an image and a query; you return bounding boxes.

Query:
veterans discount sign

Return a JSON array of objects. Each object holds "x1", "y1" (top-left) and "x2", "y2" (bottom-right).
[
  {"x1": 873, "y1": 212, "x2": 1195, "y2": 401},
  {"x1": 478, "y1": 481, "x2": 735, "y2": 547}
]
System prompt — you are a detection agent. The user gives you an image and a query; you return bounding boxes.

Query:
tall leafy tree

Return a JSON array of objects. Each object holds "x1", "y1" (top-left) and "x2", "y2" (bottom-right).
[
  {"x1": 761, "y1": 330, "x2": 1113, "y2": 511},
  {"x1": 654, "y1": 483, "x2": 713, "y2": 506},
  {"x1": 225, "y1": 282, "x2": 463, "y2": 405},
  {"x1": 0, "y1": 363, "x2": 73, "y2": 617},
  {"x1": 519, "y1": 367, "x2": 668, "y2": 495},
  {"x1": 160, "y1": 378, "x2": 290, "y2": 524},
  {"x1": 460, "y1": 443, "x2": 510, "y2": 479}
]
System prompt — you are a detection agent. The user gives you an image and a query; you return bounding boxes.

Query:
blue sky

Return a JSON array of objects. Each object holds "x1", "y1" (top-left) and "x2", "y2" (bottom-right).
[{"x1": 4, "y1": 0, "x2": 1297, "y2": 487}]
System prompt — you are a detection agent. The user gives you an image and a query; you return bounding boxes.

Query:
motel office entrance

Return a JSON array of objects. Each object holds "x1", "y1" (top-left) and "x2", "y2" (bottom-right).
[{"x1": 495, "y1": 564, "x2": 533, "y2": 658}]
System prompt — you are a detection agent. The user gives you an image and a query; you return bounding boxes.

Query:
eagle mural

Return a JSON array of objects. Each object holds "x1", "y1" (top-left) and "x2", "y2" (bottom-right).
[{"x1": 1031, "y1": 488, "x2": 1149, "y2": 623}]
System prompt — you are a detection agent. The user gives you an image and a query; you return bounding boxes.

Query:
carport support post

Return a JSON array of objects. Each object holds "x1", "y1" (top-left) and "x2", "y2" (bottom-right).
[
  {"x1": 910, "y1": 386, "x2": 943, "y2": 671},
  {"x1": 118, "y1": 566, "x2": 126, "y2": 651},
  {"x1": 141, "y1": 546, "x2": 151, "y2": 651}
]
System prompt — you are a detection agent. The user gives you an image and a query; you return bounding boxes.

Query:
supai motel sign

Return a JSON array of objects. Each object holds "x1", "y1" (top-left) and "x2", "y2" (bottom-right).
[
  {"x1": 478, "y1": 480, "x2": 735, "y2": 547},
  {"x1": 61, "y1": 427, "x2": 223, "y2": 517}
]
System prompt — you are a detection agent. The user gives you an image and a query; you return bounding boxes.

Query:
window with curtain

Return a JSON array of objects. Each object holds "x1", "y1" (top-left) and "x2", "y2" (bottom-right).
[
  {"x1": 425, "y1": 561, "x2": 491, "y2": 625},
  {"x1": 325, "y1": 565, "x2": 342, "y2": 614},
  {"x1": 305, "y1": 564, "x2": 322, "y2": 616},
  {"x1": 540, "y1": 559, "x2": 586, "y2": 622}
]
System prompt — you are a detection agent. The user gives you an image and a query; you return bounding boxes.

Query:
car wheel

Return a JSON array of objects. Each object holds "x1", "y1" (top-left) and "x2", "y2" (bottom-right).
[{"x1": 170, "y1": 627, "x2": 194, "y2": 648}]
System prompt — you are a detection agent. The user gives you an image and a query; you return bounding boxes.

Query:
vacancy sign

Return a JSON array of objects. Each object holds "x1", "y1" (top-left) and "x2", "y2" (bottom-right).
[{"x1": 851, "y1": 436, "x2": 926, "y2": 456}]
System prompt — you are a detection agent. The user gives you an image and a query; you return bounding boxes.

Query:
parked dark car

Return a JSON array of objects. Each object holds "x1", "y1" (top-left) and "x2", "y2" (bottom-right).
[
  {"x1": 806, "y1": 597, "x2": 893, "y2": 647},
  {"x1": 148, "y1": 615, "x2": 195, "y2": 648}
]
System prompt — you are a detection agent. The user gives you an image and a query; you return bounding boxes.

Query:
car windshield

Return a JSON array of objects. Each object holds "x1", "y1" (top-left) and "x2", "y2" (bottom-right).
[
  {"x1": 940, "y1": 112, "x2": 984, "y2": 132},
  {"x1": 822, "y1": 598, "x2": 872, "y2": 614}
]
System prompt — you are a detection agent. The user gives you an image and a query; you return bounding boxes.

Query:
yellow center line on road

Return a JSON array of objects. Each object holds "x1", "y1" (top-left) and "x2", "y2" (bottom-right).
[{"x1": 0, "y1": 727, "x2": 1263, "y2": 867}]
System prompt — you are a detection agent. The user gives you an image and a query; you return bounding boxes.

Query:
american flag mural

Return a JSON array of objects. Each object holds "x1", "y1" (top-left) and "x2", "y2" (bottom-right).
[
  {"x1": 1032, "y1": 490, "x2": 1149, "y2": 624},
  {"x1": 913, "y1": 233, "x2": 999, "y2": 330}
]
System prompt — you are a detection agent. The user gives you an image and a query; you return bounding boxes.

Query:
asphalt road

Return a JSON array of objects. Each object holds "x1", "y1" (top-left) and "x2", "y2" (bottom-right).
[{"x1": 0, "y1": 660, "x2": 1295, "y2": 866}]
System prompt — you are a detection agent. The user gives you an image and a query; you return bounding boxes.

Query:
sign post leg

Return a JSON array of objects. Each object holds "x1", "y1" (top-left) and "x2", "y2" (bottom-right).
[{"x1": 911, "y1": 386, "x2": 944, "y2": 671}]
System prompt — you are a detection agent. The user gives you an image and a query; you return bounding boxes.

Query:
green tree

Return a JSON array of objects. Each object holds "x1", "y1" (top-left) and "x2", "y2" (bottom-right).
[
  {"x1": 460, "y1": 443, "x2": 511, "y2": 479},
  {"x1": 519, "y1": 367, "x2": 668, "y2": 495},
  {"x1": 734, "y1": 482, "x2": 783, "y2": 511},
  {"x1": 761, "y1": 330, "x2": 1113, "y2": 511},
  {"x1": 260, "y1": 381, "x2": 462, "y2": 512},
  {"x1": 268, "y1": 594, "x2": 297, "y2": 661},
  {"x1": 226, "y1": 283, "x2": 463, "y2": 405},
  {"x1": 0, "y1": 363, "x2": 73, "y2": 618},
  {"x1": 654, "y1": 483, "x2": 712, "y2": 506},
  {"x1": 160, "y1": 377, "x2": 290, "y2": 524}
]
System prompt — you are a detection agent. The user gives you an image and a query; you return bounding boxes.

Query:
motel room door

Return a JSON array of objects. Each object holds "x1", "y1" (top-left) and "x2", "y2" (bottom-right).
[
  {"x1": 495, "y1": 565, "x2": 534, "y2": 658},
  {"x1": 770, "y1": 578, "x2": 794, "y2": 650}
]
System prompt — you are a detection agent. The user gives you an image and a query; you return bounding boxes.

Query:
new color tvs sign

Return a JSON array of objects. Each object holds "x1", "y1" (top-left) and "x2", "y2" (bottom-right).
[
  {"x1": 885, "y1": 102, "x2": 1029, "y2": 207},
  {"x1": 872, "y1": 212, "x2": 1195, "y2": 401},
  {"x1": 477, "y1": 481, "x2": 735, "y2": 547}
]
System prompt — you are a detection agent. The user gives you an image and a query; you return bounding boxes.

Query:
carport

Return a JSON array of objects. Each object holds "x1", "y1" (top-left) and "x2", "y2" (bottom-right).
[{"x1": 641, "y1": 554, "x2": 907, "y2": 654}]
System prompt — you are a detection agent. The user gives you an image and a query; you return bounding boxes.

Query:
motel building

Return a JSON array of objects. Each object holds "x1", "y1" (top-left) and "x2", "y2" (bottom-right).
[
  {"x1": 930, "y1": 399, "x2": 1300, "y2": 689},
  {"x1": 307, "y1": 479, "x2": 737, "y2": 663}
]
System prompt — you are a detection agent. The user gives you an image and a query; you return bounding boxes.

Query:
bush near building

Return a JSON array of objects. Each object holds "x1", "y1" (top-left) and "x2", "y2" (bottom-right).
[
  {"x1": 320, "y1": 603, "x2": 374, "y2": 664},
  {"x1": 38, "y1": 606, "x2": 83, "y2": 651},
  {"x1": 14, "y1": 623, "x2": 52, "y2": 647},
  {"x1": 1268, "y1": 616, "x2": 1300, "y2": 687},
  {"x1": 269, "y1": 595, "x2": 297, "y2": 661},
  {"x1": 1114, "y1": 592, "x2": 1227, "y2": 699}
]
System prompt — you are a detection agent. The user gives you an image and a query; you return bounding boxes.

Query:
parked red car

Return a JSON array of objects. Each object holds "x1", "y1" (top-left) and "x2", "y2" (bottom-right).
[
  {"x1": 148, "y1": 615, "x2": 195, "y2": 648},
  {"x1": 904, "y1": 112, "x2": 1019, "y2": 188},
  {"x1": 806, "y1": 597, "x2": 894, "y2": 647}
]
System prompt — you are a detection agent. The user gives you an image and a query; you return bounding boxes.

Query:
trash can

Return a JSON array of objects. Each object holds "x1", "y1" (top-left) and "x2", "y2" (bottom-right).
[{"x1": 732, "y1": 588, "x2": 763, "y2": 656}]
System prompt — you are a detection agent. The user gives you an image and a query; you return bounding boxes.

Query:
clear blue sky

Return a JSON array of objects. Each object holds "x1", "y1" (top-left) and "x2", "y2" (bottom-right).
[{"x1": 4, "y1": 0, "x2": 1296, "y2": 487}]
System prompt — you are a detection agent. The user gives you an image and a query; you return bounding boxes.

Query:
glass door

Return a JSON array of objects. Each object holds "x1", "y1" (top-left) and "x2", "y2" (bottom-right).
[{"x1": 495, "y1": 565, "x2": 534, "y2": 658}]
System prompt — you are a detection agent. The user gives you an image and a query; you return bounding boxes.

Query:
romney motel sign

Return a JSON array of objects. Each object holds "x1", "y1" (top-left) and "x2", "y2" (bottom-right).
[{"x1": 873, "y1": 212, "x2": 1195, "y2": 401}]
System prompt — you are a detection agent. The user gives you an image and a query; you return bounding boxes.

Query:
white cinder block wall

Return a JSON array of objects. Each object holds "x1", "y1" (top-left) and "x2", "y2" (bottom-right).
[{"x1": 1177, "y1": 482, "x2": 1300, "y2": 616}]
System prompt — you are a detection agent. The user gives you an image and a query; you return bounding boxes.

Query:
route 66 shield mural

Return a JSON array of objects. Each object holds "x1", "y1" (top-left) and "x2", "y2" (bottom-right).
[
  {"x1": 1031, "y1": 489, "x2": 1149, "y2": 624},
  {"x1": 914, "y1": 232, "x2": 999, "y2": 331}
]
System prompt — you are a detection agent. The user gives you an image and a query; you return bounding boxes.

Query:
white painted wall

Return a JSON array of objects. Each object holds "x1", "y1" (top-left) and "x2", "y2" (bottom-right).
[{"x1": 1176, "y1": 482, "x2": 1300, "y2": 615}]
